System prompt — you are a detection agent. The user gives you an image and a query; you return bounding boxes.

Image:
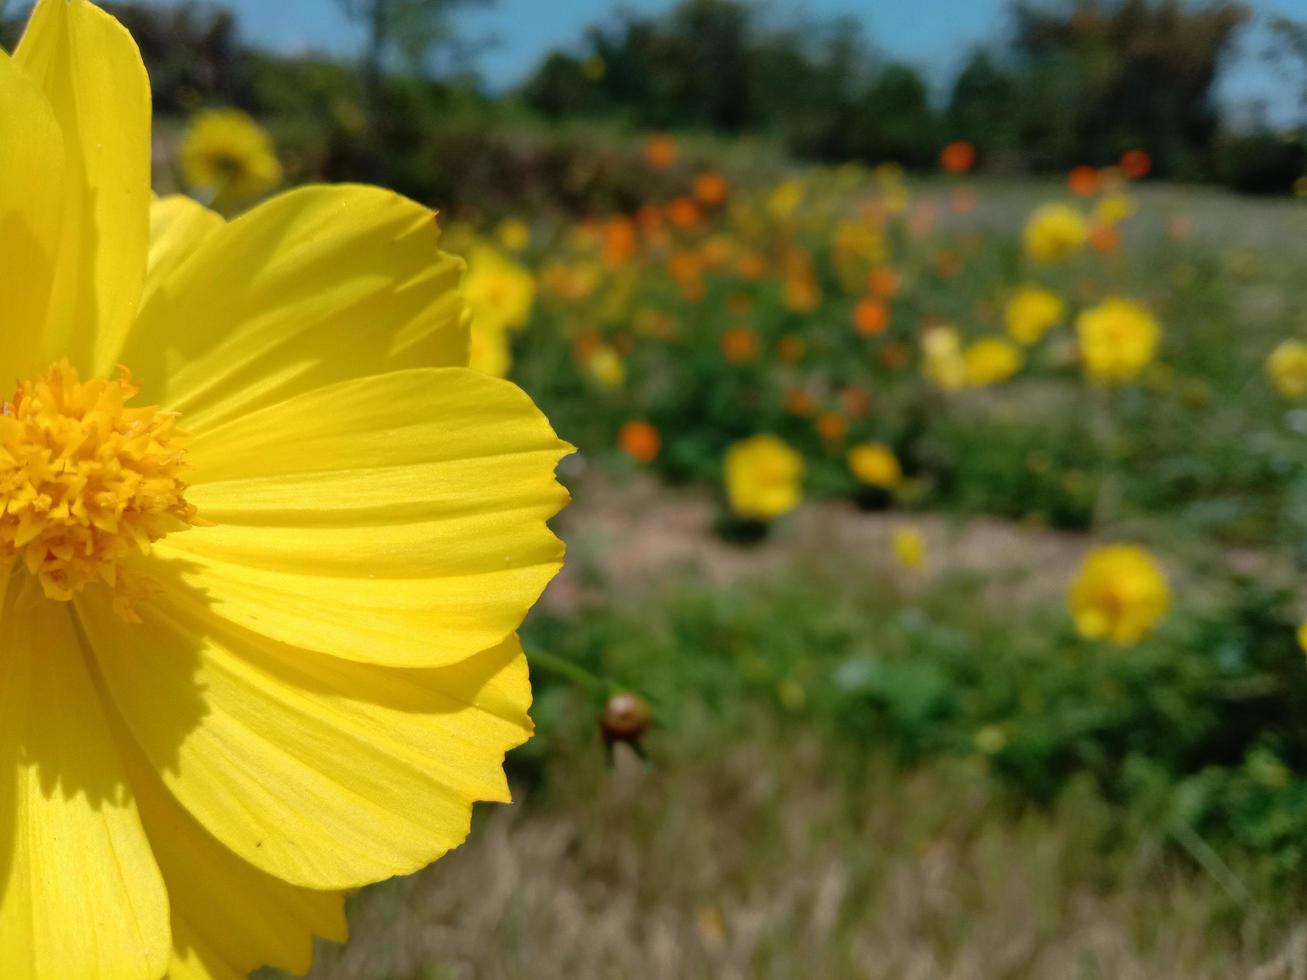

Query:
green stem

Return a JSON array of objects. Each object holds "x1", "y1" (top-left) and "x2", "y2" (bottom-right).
[{"x1": 524, "y1": 646, "x2": 613, "y2": 694}]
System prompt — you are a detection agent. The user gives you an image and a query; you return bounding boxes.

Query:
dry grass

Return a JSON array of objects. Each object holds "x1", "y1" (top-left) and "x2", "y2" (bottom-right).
[{"x1": 305, "y1": 724, "x2": 1305, "y2": 980}]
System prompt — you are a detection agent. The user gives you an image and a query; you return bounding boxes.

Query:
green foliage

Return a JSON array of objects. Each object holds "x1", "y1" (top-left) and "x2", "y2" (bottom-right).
[{"x1": 524, "y1": 566, "x2": 1307, "y2": 875}]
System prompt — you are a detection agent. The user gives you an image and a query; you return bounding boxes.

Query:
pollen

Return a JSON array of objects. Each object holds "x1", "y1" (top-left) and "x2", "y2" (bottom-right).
[{"x1": 0, "y1": 361, "x2": 200, "y2": 619}]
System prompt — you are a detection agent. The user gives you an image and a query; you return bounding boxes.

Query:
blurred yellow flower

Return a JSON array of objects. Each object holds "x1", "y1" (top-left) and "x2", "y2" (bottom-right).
[
  {"x1": 495, "y1": 217, "x2": 531, "y2": 252},
  {"x1": 1076, "y1": 297, "x2": 1161, "y2": 383},
  {"x1": 847, "y1": 442, "x2": 902, "y2": 488},
  {"x1": 1069, "y1": 545, "x2": 1170, "y2": 646},
  {"x1": 963, "y1": 337, "x2": 1023, "y2": 387},
  {"x1": 1022, "y1": 203, "x2": 1086, "y2": 264},
  {"x1": 585, "y1": 344, "x2": 626, "y2": 389},
  {"x1": 1004, "y1": 283, "x2": 1066, "y2": 344},
  {"x1": 922, "y1": 326, "x2": 967, "y2": 391},
  {"x1": 464, "y1": 243, "x2": 536, "y2": 333},
  {"x1": 892, "y1": 526, "x2": 926, "y2": 570},
  {"x1": 180, "y1": 107, "x2": 282, "y2": 208},
  {"x1": 768, "y1": 180, "x2": 804, "y2": 218},
  {"x1": 725, "y1": 435, "x2": 804, "y2": 521},
  {"x1": 1266, "y1": 339, "x2": 1307, "y2": 399},
  {"x1": 1093, "y1": 193, "x2": 1136, "y2": 226},
  {"x1": 1298, "y1": 620, "x2": 1307, "y2": 655}
]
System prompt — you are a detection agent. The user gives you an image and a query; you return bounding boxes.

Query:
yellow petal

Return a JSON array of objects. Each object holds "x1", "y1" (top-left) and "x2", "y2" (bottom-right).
[
  {"x1": 79, "y1": 574, "x2": 533, "y2": 889},
  {"x1": 161, "y1": 367, "x2": 569, "y2": 667},
  {"x1": 112, "y1": 711, "x2": 346, "y2": 978},
  {"x1": 16, "y1": 0, "x2": 151, "y2": 376},
  {"x1": 145, "y1": 194, "x2": 224, "y2": 294},
  {"x1": 0, "y1": 50, "x2": 64, "y2": 382},
  {"x1": 0, "y1": 579, "x2": 169, "y2": 979},
  {"x1": 121, "y1": 185, "x2": 470, "y2": 429}
]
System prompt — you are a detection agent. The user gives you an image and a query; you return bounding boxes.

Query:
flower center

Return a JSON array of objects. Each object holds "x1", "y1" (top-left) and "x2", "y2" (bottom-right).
[{"x1": 0, "y1": 361, "x2": 199, "y2": 619}]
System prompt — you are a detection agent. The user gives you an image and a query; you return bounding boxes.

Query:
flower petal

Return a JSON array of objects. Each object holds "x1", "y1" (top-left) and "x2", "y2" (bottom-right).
[
  {"x1": 161, "y1": 367, "x2": 569, "y2": 667},
  {"x1": 16, "y1": 0, "x2": 151, "y2": 376},
  {"x1": 0, "y1": 50, "x2": 64, "y2": 382},
  {"x1": 79, "y1": 576, "x2": 533, "y2": 890},
  {"x1": 113, "y1": 714, "x2": 346, "y2": 979},
  {"x1": 0, "y1": 578, "x2": 169, "y2": 979},
  {"x1": 121, "y1": 184, "x2": 470, "y2": 429},
  {"x1": 145, "y1": 194, "x2": 224, "y2": 295}
]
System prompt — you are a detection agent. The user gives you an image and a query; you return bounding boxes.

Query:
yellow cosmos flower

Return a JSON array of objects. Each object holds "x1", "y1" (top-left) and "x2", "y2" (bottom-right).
[
  {"x1": 922, "y1": 326, "x2": 967, "y2": 392},
  {"x1": 891, "y1": 526, "x2": 925, "y2": 570},
  {"x1": 963, "y1": 337, "x2": 1023, "y2": 387},
  {"x1": 847, "y1": 442, "x2": 902, "y2": 489},
  {"x1": 1076, "y1": 297, "x2": 1161, "y2": 383},
  {"x1": 0, "y1": 3, "x2": 570, "y2": 977},
  {"x1": 495, "y1": 216, "x2": 531, "y2": 253},
  {"x1": 1069, "y1": 545, "x2": 1169, "y2": 646},
  {"x1": 463, "y1": 242, "x2": 537, "y2": 334},
  {"x1": 724, "y1": 435, "x2": 804, "y2": 521},
  {"x1": 1004, "y1": 283, "x2": 1066, "y2": 345},
  {"x1": 585, "y1": 344, "x2": 626, "y2": 389},
  {"x1": 1266, "y1": 339, "x2": 1307, "y2": 399},
  {"x1": 1022, "y1": 203, "x2": 1086, "y2": 264},
  {"x1": 1092, "y1": 192, "x2": 1136, "y2": 226},
  {"x1": 180, "y1": 108, "x2": 283, "y2": 209}
]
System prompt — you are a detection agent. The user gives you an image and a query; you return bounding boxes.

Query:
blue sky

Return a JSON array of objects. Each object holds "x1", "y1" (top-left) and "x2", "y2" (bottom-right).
[{"x1": 145, "y1": 0, "x2": 1301, "y2": 124}]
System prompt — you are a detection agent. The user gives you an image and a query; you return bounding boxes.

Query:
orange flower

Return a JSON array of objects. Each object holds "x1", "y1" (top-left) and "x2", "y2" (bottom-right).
[
  {"x1": 694, "y1": 170, "x2": 729, "y2": 206},
  {"x1": 784, "y1": 388, "x2": 817, "y2": 417},
  {"x1": 667, "y1": 196, "x2": 702, "y2": 229},
  {"x1": 737, "y1": 251, "x2": 767, "y2": 280},
  {"x1": 940, "y1": 140, "x2": 976, "y2": 174},
  {"x1": 636, "y1": 203, "x2": 665, "y2": 235},
  {"x1": 573, "y1": 333, "x2": 602, "y2": 359},
  {"x1": 934, "y1": 250, "x2": 962, "y2": 279},
  {"x1": 1067, "y1": 165, "x2": 1100, "y2": 196},
  {"x1": 602, "y1": 215, "x2": 637, "y2": 266},
  {"x1": 816, "y1": 411, "x2": 848, "y2": 442},
  {"x1": 668, "y1": 248, "x2": 702, "y2": 282},
  {"x1": 777, "y1": 334, "x2": 806, "y2": 363},
  {"x1": 784, "y1": 276, "x2": 820, "y2": 313},
  {"x1": 950, "y1": 185, "x2": 977, "y2": 213},
  {"x1": 1120, "y1": 149, "x2": 1151, "y2": 179},
  {"x1": 618, "y1": 421, "x2": 661, "y2": 464},
  {"x1": 840, "y1": 385, "x2": 871, "y2": 417},
  {"x1": 880, "y1": 342, "x2": 910, "y2": 370},
  {"x1": 727, "y1": 292, "x2": 753, "y2": 316},
  {"x1": 867, "y1": 267, "x2": 898, "y2": 299},
  {"x1": 722, "y1": 326, "x2": 760, "y2": 363},
  {"x1": 854, "y1": 298, "x2": 890, "y2": 336},
  {"x1": 1089, "y1": 222, "x2": 1120, "y2": 254},
  {"x1": 645, "y1": 133, "x2": 678, "y2": 169}
]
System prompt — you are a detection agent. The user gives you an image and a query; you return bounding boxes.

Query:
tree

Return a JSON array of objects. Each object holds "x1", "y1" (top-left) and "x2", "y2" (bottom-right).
[{"x1": 337, "y1": 0, "x2": 492, "y2": 132}]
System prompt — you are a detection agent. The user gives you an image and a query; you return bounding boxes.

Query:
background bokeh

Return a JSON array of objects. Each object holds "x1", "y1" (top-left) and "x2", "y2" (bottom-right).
[{"x1": 7, "y1": 0, "x2": 1306, "y2": 975}]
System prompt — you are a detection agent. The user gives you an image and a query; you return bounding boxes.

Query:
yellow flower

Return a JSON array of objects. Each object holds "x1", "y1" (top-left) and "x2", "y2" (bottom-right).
[
  {"x1": 1069, "y1": 545, "x2": 1170, "y2": 646},
  {"x1": 0, "y1": 3, "x2": 570, "y2": 976},
  {"x1": 1298, "y1": 620, "x2": 1307, "y2": 655},
  {"x1": 892, "y1": 526, "x2": 925, "y2": 570},
  {"x1": 922, "y1": 326, "x2": 967, "y2": 391},
  {"x1": 463, "y1": 243, "x2": 536, "y2": 333},
  {"x1": 1022, "y1": 203, "x2": 1086, "y2": 264},
  {"x1": 180, "y1": 107, "x2": 283, "y2": 208},
  {"x1": 1093, "y1": 192, "x2": 1136, "y2": 226},
  {"x1": 963, "y1": 337, "x2": 1023, "y2": 387},
  {"x1": 585, "y1": 344, "x2": 626, "y2": 389},
  {"x1": 767, "y1": 179, "x2": 804, "y2": 218},
  {"x1": 495, "y1": 216, "x2": 531, "y2": 252},
  {"x1": 1004, "y1": 283, "x2": 1066, "y2": 344},
  {"x1": 1266, "y1": 339, "x2": 1307, "y2": 399},
  {"x1": 847, "y1": 442, "x2": 902, "y2": 489},
  {"x1": 1076, "y1": 297, "x2": 1161, "y2": 383},
  {"x1": 725, "y1": 435, "x2": 804, "y2": 520}
]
